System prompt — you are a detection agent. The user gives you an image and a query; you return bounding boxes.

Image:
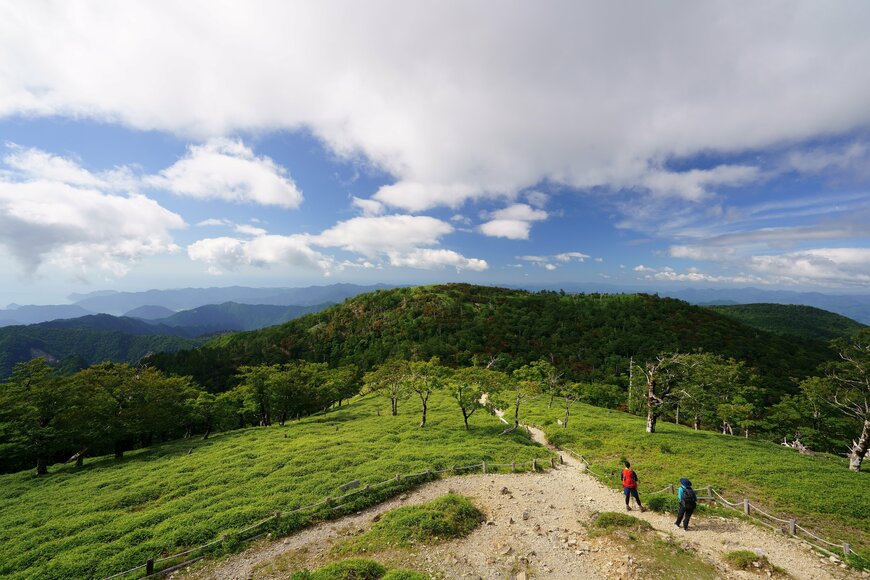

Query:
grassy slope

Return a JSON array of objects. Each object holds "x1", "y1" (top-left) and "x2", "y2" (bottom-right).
[
  {"x1": 0, "y1": 392, "x2": 549, "y2": 580},
  {"x1": 524, "y1": 399, "x2": 869, "y2": 551},
  {"x1": 707, "y1": 303, "x2": 866, "y2": 341}
]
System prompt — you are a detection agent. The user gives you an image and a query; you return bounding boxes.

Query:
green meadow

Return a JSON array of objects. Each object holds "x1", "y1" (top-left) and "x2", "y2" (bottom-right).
[
  {"x1": 524, "y1": 398, "x2": 870, "y2": 554},
  {"x1": 0, "y1": 392, "x2": 549, "y2": 580}
]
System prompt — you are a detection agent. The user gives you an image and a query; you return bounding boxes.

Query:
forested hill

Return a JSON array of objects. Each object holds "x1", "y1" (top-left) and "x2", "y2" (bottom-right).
[
  {"x1": 151, "y1": 284, "x2": 833, "y2": 394},
  {"x1": 0, "y1": 325, "x2": 200, "y2": 378},
  {"x1": 706, "y1": 303, "x2": 866, "y2": 341}
]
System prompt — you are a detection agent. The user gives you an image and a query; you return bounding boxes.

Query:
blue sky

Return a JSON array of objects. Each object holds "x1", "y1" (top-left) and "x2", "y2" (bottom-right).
[{"x1": 1, "y1": 2, "x2": 870, "y2": 305}]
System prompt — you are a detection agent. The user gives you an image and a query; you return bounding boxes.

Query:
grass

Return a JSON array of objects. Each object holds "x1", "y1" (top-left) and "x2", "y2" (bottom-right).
[
  {"x1": 723, "y1": 549, "x2": 787, "y2": 576},
  {"x1": 337, "y1": 493, "x2": 482, "y2": 553},
  {"x1": 587, "y1": 511, "x2": 718, "y2": 578},
  {"x1": 289, "y1": 559, "x2": 429, "y2": 580},
  {"x1": 0, "y1": 392, "x2": 550, "y2": 579},
  {"x1": 524, "y1": 398, "x2": 870, "y2": 556}
]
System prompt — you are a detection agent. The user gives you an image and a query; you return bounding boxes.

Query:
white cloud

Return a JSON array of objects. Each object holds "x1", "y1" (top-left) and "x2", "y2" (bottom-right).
[
  {"x1": 525, "y1": 191, "x2": 549, "y2": 208},
  {"x1": 6, "y1": 3, "x2": 869, "y2": 211},
  {"x1": 315, "y1": 215, "x2": 454, "y2": 257},
  {"x1": 554, "y1": 252, "x2": 591, "y2": 262},
  {"x1": 0, "y1": 180, "x2": 183, "y2": 276},
  {"x1": 479, "y1": 203, "x2": 548, "y2": 240},
  {"x1": 351, "y1": 196, "x2": 384, "y2": 216},
  {"x1": 387, "y1": 248, "x2": 487, "y2": 271},
  {"x1": 187, "y1": 234, "x2": 331, "y2": 272},
  {"x1": 748, "y1": 248, "x2": 870, "y2": 286},
  {"x1": 148, "y1": 138, "x2": 303, "y2": 208},
  {"x1": 196, "y1": 218, "x2": 230, "y2": 227},
  {"x1": 785, "y1": 141, "x2": 869, "y2": 174},
  {"x1": 633, "y1": 265, "x2": 656, "y2": 273},
  {"x1": 234, "y1": 224, "x2": 268, "y2": 237},
  {"x1": 640, "y1": 165, "x2": 761, "y2": 201},
  {"x1": 517, "y1": 251, "x2": 590, "y2": 270}
]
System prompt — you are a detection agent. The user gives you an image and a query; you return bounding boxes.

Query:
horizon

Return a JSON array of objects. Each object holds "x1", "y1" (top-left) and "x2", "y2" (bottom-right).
[{"x1": 2, "y1": 3, "x2": 870, "y2": 305}]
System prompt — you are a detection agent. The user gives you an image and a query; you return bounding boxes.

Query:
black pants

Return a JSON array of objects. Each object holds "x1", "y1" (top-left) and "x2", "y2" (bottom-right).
[{"x1": 675, "y1": 504, "x2": 695, "y2": 529}]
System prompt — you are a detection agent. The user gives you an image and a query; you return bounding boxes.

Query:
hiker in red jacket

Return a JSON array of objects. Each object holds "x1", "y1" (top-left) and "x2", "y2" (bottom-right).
[{"x1": 621, "y1": 461, "x2": 646, "y2": 512}]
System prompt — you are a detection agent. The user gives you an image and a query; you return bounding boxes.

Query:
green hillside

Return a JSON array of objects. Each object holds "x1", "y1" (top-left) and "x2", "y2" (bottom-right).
[
  {"x1": 707, "y1": 303, "x2": 866, "y2": 341},
  {"x1": 2, "y1": 390, "x2": 866, "y2": 579},
  {"x1": 152, "y1": 284, "x2": 833, "y2": 394},
  {"x1": 0, "y1": 392, "x2": 547, "y2": 579},
  {"x1": 0, "y1": 325, "x2": 201, "y2": 378}
]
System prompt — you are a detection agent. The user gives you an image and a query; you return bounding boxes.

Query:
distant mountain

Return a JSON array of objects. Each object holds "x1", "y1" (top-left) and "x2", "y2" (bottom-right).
[
  {"x1": 71, "y1": 283, "x2": 393, "y2": 314},
  {"x1": 38, "y1": 314, "x2": 205, "y2": 338},
  {"x1": 0, "y1": 323, "x2": 200, "y2": 378},
  {"x1": 661, "y1": 287, "x2": 870, "y2": 324},
  {"x1": 124, "y1": 305, "x2": 176, "y2": 320},
  {"x1": 153, "y1": 301, "x2": 331, "y2": 332},
  {"x1": 707, "y1": 303, "x2": 866, "y2": 342},
  {"x1": 0, "y1": 304, "x2": 94, "y2": 327}
]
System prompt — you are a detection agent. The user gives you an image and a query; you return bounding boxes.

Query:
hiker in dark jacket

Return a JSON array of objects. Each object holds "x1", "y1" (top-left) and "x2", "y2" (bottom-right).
[
  {"x1": 674, "y1": 478, "x2": 697, "y2": 530},
  {"x1": 621, "y1": 461, "x2": 646, "y2": 512}
]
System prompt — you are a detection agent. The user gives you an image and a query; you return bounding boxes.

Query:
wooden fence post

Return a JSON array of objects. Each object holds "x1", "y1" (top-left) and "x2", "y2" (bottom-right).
[
  {"x1": 511, "y1": 461, "x2": 515, "y2": 471},
  {"x1": 532, "y1": 458, "x2": 537, "y2": 471},
  {"x1": 743, "y1": 498, "x2": 750, "y2": 515},
  {"x1": 788, "y1": 519, "x2": 796, "y2": 535},
  {"x1": 145, "y1": 558, "x2": 154, "y2": 575},
  {"x1": 560, "y1": 454, "x2": 564, "y2": 464},
  {"x1": 706, "y1": 486, "x2": 712, "y2": 499},
  {"x1": 550, "y1": 457, "x2": 556, "y2": 468},
  {"x1": 667, "y1": 483, "x2": 674, "y2": 494},
  {"x1": 844, "y1": 543, "x2": 851, "y2": 557},
  {"x1": 482, "y1": 461, "x2": 487, "y2": 474}
]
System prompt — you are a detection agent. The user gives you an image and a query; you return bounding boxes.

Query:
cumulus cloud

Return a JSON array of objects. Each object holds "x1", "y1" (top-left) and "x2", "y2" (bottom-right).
[
  {"x1": 351, "y1": 196, "x2": 384, "y2": 216},
  {"x1": 314, "y1": 215, "x2": 454, "y2": 257},
  {"x1": 148, "y1": 138, "x2": 303, "y2": 208},
  {"x1": 196, "y1": 218, "x2": 231, "y2": 227},
  {"x1": 0, "y1": 179, "x2": 183, "y2": 276},
  {"x1": 234, "y1": 224, "x2": 268, "y2": 237},
  {"x1": 5, "y1": 3, "x2": 870, "y2": 212},
  {"x1": 479, "y1": 204, "x2": 548, "y2": 240},
  {"x1": 634, "y1": 265, "x2": 764, "y2": 285},
  {"x1": 387, "y1": 248, "x2": 487, "y2": 271},
  {"x1": 517, "y1": 251, "x2": 591, "y2": 270},
  {"x1": 187, "y1": 234, "x2": 331, "y2": 272},
  {"x1": 748, "y1": 248, "x2": 870, "y2": 286}
]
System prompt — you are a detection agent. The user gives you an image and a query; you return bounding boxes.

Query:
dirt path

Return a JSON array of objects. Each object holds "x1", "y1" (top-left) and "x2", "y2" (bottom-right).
[{"x1": 181, "y1": 428, "x2": 849, "y2": 580}]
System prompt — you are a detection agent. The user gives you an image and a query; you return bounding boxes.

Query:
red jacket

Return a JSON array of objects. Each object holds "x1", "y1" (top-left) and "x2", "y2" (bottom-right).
[{"x1": 622, "y1": 468, "x2": 638, "y2": 488}]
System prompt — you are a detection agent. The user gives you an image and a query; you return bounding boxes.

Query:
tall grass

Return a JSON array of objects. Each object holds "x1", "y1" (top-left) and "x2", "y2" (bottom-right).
[{"x1": 0, "y1": 392, "x2": 548, "y2": 579}]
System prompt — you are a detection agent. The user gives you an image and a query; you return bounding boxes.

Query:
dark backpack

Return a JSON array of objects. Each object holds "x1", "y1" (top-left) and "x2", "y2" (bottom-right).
[{"x1": 682, "y1": 487, "x2": 697, "y2": 508}]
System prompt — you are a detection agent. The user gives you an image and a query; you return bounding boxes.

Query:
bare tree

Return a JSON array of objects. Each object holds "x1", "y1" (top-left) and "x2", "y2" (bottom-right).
[{"x1": 826, "y1": 329, "x2": 870, "y2": 472}]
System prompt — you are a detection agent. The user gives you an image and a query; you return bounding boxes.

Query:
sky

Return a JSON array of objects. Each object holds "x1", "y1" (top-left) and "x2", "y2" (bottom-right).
[{"x1": 1, "y1": 1, "x2": 870, "y2": 305}]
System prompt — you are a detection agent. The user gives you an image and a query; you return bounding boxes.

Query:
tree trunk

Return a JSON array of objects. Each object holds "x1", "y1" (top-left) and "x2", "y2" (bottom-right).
[
  {"x1": 114, "y1": 441, "x2": 124, "y2": 459},
  {"x1": 675, "y1": 405, "x2": 680, "y2": 424},
  {"x1": 75, "y1": 453, "x2": 84, "y2": 468},
  {"x1": 462, "y1": 408, "x2": 470, "y2": 430},
  {"x1": 563, "y1": 403, "x2": 570, "y2": 429},
  {"x1": 36, "y1": 456, "x2": 47, "y2": 475},
  {"x1": 693, "y1": 415, "x2": 700, "y2": 430},
  {"x1": 646, "y1": 409, "x2": 657, "y2": 433},
  {"x1": 419, "y1": 393, "x2": 428, "y2": 428},
  {"x1": 514, "y1": 393, "x2": 521, "y2": 429},
  {"x1": 202, "y1": 427, "x2": 211, "y2": 440},
  {"x1": 391, "y1": 396, "x2": 398, "y2": 416},
  {"x1": 548, "y1": 393, "x2": 554, "y2": 409},
  {"x1": 722, "y1": 421, "x2": 733, "y2": 435},
  {"x1": 848, "y1": 419, "x2": 870, "y2": 472}
]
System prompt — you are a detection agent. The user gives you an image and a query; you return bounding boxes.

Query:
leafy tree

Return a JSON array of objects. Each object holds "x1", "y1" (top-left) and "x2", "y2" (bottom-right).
[
  {"x1": 504, "y1": 363, "x2": 546, "y2": 431},
  {"x1": 364, "y1": 360, "x2": 411, "y2": 416},
  {"x1": 237, "y1": 365, "x2": 278, "y2": 426},
  {"x1": 558, "y1": 381, "x2": 584, "y2": 428},
  {"x1": 448, "y1": 366, "x2": 506, "y2": 430},
  {"x1": 578, "y1": 382, "x2": 624, "y2": 409},
  {"x1": 0, "y1": 359, "x2": 72, "y2": 474},
  {"x1": 636, "y1": 354, "x2": 684, "y2": 433},
  {"x1": 824, "y1": 329, "x2": 870, "y2": 471},
  {"x1": 186, "y1": 392, "x2": 234, "y2": 439},
  {"x1": 408, "y1": 358, "x2": 447, "y2": 428}
]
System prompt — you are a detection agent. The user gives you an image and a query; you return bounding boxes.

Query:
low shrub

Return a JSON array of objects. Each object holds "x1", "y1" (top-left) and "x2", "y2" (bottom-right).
[
  {"x1": 382, "y1": 569, "x2": 430, "y2": 580},
  {"x1": 646, "y1": 493, "x2": 679, "y2": 513},
  {"x1": 592, "y1": 511, "x2": 652, "y2": 531},
  {"x1": 339, "y1": 493, "x2": 482, "y2": 553},
  {"x1": 291, "y1": 558, "x2": 387, "y2": 580}
]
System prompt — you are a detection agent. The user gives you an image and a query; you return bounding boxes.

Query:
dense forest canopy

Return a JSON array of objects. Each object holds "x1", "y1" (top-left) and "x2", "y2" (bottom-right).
[
  {"x1": 151, "y1": 284, "x2": 833, "y2": 397},
  {"x1": 707, "y1": 303, "x2": 866, "y2": 342}
]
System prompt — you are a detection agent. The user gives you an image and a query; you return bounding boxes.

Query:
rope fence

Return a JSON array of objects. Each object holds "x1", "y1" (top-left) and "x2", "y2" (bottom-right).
[
  {"x1": 102, "y1": 455, "x2": 556, "y2": 580},
  {"x1": 561, "y1": 447, "x2": 868, "y2": 569}
]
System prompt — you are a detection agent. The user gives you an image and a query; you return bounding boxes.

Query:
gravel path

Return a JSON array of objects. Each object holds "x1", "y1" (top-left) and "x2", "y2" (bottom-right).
[{"x1": 180, "y1": 427, "x2": 851, "y2": 580}]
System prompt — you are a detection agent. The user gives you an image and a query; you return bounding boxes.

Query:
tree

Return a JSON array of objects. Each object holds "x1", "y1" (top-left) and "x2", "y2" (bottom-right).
[
  {"x1": 558, "y1": 382, "x2": 584, "y2": 428},
  {"x1": 448, "y1": 366, "x2": 505, "y2": 430},
  {"x1": 636, "y1": 354, "x2": 684, "y2": 433},
  {"x1": 825, "y1": 329, "x2": 870, "y2": 471},
  {"x1": 186, "y1": 392, "x2": 234, "y2": 439},
  {"x1": 363, "y1": 360, "x2": 411, "y2": 416},
  {"x1": 237, "y1": 365, "x2": 278, "y2": 426},
  {"x1": 505, "y1": 363, "x2": 546, "y2": 431},
  {"x1": 0, "y1": 359, "x2": 72, "y2": 474},
  {"x1": 408, "y1": 358, "x2": 447, "y2": 428}
]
